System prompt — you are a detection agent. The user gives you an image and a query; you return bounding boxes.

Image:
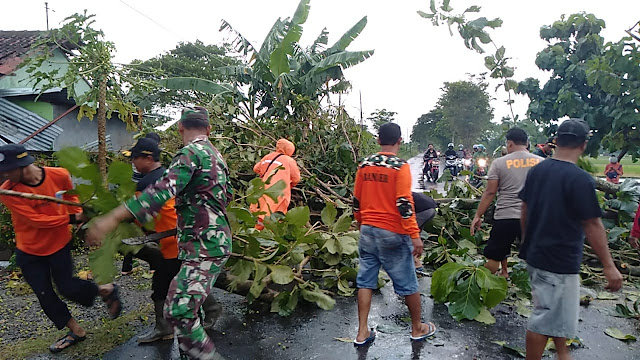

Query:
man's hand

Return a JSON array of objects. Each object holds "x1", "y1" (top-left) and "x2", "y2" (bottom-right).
[
  {"x1": 603, "y1": 266, "x2": 623, "y2": 292},
  {"x1": 470, "y1": 216, "x2": 482, "y2": 236},
  {"x1": 629, "y1": 236, "x2": 640, "y2": 250},
  {"x1": 411, "y1": 236, "x2": 423, "y2": 257},
  {"x1": 86, "y1": 215, "x2": 120, "y2": 247}
]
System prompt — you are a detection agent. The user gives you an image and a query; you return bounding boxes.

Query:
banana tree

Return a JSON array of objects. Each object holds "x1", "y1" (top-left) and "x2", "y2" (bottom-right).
[{"x1": 160, "y1": 0, "x2": 374, "y2": 124}]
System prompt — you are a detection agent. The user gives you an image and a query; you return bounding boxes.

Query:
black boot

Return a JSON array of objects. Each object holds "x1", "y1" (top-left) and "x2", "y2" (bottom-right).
[
  {"x1": 137, "y1": 300, "x2": 173, "y2": 344},
  {"x1": 201, "y1": 294, "x2": 222, "y2": 330}
]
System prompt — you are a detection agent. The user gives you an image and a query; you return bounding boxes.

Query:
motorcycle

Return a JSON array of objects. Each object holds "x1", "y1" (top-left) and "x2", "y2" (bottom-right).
[
  {"x1": 424, "y1": 158, "x2": 439, "y2": 182},
  {"x1": 470, "y1": 157, "x2": 488, "y2": 188},
  {"x1": 445, "y1": 154, "x2": 459, "y2": 177}
]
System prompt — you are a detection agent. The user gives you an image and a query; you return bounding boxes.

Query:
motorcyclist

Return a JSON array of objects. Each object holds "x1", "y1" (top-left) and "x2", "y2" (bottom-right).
[
  {"x1": 456, "y1": 144, "x2": 466, "y2": 159},
  {"x1": 444, "y1": 143, "x2": 457, "y2": 157},
  {"x1": 423, "y1": 144, "x2": 439, "y2": 181}
]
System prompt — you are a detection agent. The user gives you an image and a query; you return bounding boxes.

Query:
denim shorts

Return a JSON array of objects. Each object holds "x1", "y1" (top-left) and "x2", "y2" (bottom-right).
[
  {"x1": 527, "y1": 265, "x2": 580, "y2": 338},
  {"x1": 356, "y1": 225, "x2": 418, "y2": 296}
]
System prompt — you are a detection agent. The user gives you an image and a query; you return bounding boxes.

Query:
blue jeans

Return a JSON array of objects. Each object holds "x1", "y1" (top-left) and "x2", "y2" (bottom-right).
[{"x1": 356, "y1": 225, "x2": 418, "y2": 296}]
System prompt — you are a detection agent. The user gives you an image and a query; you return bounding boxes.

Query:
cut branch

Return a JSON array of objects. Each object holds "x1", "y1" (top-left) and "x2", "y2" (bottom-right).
[{"x1": 0, "y1": 188, "x2": 84, "y2": 208}]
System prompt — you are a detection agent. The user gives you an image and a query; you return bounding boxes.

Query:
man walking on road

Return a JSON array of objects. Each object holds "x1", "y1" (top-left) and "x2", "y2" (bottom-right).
[
  {"x1": 87, "y1": 106, "x2": 232, "y2": 360},
  {"x1": 519, "y1": 119, "x2": 622, "y2": 360},
  {"x1": 471, "y1": 128, "x2": 543, "y2": 277},
  {"x1": 352, "y1": 123, "x2": 436, "y2": 347}
]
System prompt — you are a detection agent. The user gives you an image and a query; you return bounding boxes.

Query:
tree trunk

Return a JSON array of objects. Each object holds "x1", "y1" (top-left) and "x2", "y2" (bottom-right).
[
  {"x1": 594, "y1": 176, "x2": 620, "y2": 194},
  {"x1": 617, "y1": 147, "x2": 628, "y2": 163},
  {"x1": 97, "y1": 76, "x2": 108, "y2": 184}
]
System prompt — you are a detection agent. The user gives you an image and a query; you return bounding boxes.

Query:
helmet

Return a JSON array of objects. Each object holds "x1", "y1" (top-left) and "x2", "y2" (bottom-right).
[
  {"x1": 473, "y1": 144, "x2": 479, "y2": 150},
  {"x1": 479, "y1": 144, "x2": 486, "y2": 151},
  {"x1": 458, "y1": 144, "x2": 464, "y2": 150},
  {"x1": 447, "y1": 143, "x2": 454, "y2": 149}
]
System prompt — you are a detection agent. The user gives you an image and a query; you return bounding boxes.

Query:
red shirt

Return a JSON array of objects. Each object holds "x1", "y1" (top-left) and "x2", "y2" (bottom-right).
[{"x1": 0, "y1": 167, "x2": 81, "y2": 256}]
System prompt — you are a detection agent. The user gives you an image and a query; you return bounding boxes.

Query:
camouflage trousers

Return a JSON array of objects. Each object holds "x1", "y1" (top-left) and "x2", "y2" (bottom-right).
[{"x1": 164, "y1": 256, "x2": 228, "y2": 360}]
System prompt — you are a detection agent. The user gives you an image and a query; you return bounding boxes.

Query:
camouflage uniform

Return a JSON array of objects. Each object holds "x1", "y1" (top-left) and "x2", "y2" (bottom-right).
[{"x1": 126, "y1": 134, "x2": 232, "y2": 360}]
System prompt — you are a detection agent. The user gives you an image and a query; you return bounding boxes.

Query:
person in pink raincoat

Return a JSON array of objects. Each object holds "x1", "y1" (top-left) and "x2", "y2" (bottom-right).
[{"x1": 251, "y1": 139, "x2": 301, "y2": 229}]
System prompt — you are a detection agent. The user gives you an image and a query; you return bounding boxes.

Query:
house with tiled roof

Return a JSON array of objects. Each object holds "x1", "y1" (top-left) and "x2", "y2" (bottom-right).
[{"x1": 0, "y1": 30, "x2": 134, "y2": 152}]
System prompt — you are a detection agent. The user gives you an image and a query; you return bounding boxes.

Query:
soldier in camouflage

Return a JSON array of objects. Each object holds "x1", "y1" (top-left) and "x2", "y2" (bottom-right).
[{"x1": 87, "y1": 106, "x2": 232, "y2": 360}]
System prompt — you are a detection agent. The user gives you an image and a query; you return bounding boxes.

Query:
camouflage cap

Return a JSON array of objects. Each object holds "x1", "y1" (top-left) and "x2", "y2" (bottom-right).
[{"x1": 181, "y1": 106, "x2": 208, "y2": 121}]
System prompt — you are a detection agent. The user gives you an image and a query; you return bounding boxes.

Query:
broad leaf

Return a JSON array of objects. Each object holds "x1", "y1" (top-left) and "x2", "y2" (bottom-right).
[
  {"x1": 269, "y1": 265, "x2": 295, "y2": 285},
  {"x1": 474, "y1": 307, "x2": 496, "y2": 324},
  {"x1": 332, "y1": 212, "x2": 352, "y2": 233},
  {"x1": 229, "y1": 260, "x2": 253, "y2": 291},
  {"x1": 327, "y1": 17, "x2": 368, "y2": 53},
  {"x1": 448, "y1": 276, "x2": 483, "y2": 321},
  {"x1": 264, "y1": 180, "x2": 286, "y2": 202},
  {"x1": 604, "y1": 328, "x2": 637, "y2": 342},
  {"x1": 337, "y1": 236, "x2": 358, "y2": 255},
  {"x1": 321, "y1": 202, "x2": 337, "y2": 226},
  {"x1": 301, "y1": 289, "x2": 335, "y2": 310},
  {"x1": 248, "y1": 261, "x2": 268, "y2": 303},
  {"x1": 431, "y1": 262, "x2": 465, "y2": 302},
  {"x1": 157, "y1": 77, "x2": 235, "y2": 96},
  {"x1": 286, "y1": 206, "x2": 310, "y2": 227}
]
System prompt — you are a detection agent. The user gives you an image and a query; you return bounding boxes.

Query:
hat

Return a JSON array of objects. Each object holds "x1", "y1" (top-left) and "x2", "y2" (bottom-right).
[
  {"x1": 128, "y1": 138, "x2": 160, "y2": 159},
  {"x1": 0, "y1": 144, "x2": 36, "y2": 172},
  {"x1": 557, "y1": 119, "x2": 590, "y2": 139},
  {"x1": 546, "y1": 136, "x2": 556, "y2": 148}
]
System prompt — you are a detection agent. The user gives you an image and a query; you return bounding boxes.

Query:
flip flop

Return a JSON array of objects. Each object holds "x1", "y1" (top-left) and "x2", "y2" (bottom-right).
[
  {"x1": 353, "y1": 329, "x2": 376, "y2": 347},
  {"x1": 49, "y1": 331, "x2": 86, "y2": 353},
  {"x1": 102, "y1": 283, "x2": 123, "y2": 320},
  {"x1": 410, "y1": 322, "x2": 437, "y2": 342}
]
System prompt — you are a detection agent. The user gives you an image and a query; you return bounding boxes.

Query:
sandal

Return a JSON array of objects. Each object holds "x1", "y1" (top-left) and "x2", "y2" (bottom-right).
[
  {"x1": 410, "y1": 322, "x2": 437, "y2": 342},
  {"x1": 353, "y1": 329, "x2": 376, "y2": 347},
  {"x1": 102, "y1": 283, "x2": 123, "y2": 319},
  {"x1": 49, "y1": 331, "x2": 86, "y2": 353}
]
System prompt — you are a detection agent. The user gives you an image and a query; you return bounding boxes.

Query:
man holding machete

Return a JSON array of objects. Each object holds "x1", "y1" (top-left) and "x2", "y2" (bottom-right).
[
  {"x1": 0, "y1": 144, "x2": 122, "y2": 353},
  {"x1": 87, "y1": 106, "x2": 232, "y2": 360}
]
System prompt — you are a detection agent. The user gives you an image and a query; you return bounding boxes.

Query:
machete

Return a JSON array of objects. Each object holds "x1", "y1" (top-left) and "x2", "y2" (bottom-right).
[{"x1": 121, "y1": 229, "x2": 177, "y2": 245}]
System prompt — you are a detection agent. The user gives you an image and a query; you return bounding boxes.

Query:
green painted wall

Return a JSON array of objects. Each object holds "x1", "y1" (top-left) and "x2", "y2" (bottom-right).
[{"x1": 8, "y1": 100, "x2": 53, "y2": 120}]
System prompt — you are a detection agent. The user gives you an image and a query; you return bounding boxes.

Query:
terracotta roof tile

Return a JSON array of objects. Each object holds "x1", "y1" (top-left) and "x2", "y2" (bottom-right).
[{"x1": 0, "y1": 30, "x2": 43, "y2": 76}]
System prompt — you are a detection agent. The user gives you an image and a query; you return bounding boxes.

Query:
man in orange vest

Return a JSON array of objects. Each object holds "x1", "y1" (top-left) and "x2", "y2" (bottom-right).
[
  {"x1": 0, "y1": 144, "x2": 122, "y2": 353},
  {"x1": 250, "y1": 139, "x2": 300, "y2": 229}
]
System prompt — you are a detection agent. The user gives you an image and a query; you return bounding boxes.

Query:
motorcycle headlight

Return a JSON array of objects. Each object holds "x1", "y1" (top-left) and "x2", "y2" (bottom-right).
[
  {"x1": 464, "y1": 159, "x2": 471, "y2": 166},
  {"x1": 478, "y1": 159, "x2": 487, "y2": 167}
]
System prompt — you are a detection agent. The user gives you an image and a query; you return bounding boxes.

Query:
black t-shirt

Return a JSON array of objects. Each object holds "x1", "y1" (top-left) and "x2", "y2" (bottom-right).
[
  {"x1": 136, "y1": 167, "x2": 167, "y2": 192},
  {"x1": 412, "y1": 192, "x2": 437, "y2": 212},
  {"x1": 518, "y1": 159, "x2": 602, "y2": 274},
  {"x1": 424, "y1": 149, "x2": 437, "y2": 159},
  {"x1": 444, "y1": 149, "x2": 457, "y2": 157}
]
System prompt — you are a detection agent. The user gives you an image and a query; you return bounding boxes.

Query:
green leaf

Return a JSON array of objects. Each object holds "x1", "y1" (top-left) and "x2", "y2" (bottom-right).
[
  {"x1": 431, "y1": 262, "x2": 464, "y2": 302},
  {"x1": 604, "y1": 328, "x2": 637, "y2": 342},
  {"x1": 328, "y1": 16, "x2": 368, "y2": 53},
  {"x1": 264, "y1": 180, "x2": 286, "y2": 202},
  {"x1": 597, "y1": 292, "x2": 619, "y2": 300},
  {"x1": 496, "y1": 46, "x2": 506, "y2": 61},
  {"x1": 474, "y1": 307, "x2": 496, "y2": 324},
  {"x1": 322, "y1": 236, "x2": 339, "y2": 254},
  {"x1": 285, "y1": 206, "x2": 310, "y2": 227},
  {"x1": 271, "y1": 288, "x2": 299, "y2": 316},
  {"x1": 54, "y1": 147, "x2": 101, "y2": 186},
  {"x1": 332, "y1": 212, "x2": 352, "y2": 233},
  {"x1": 337, "y1": 236, "x2": 358, "y2": 255},
  {"x1": 248, "y1": 261, "x2": 268, "y2": 303},
  {"x1": 301, "y1": 289, "x2": 335, "y2": 310},
  {"x1": 157, "y1": 77, "x2": 235, "y2": 96},
  {"x1": 268, "y1": 265, "x2": 295, "y2": 285},
  {"x1": 89, "y1": 223, "x2": 142, "y2": 284},
  {"x1": 476, "y1": 267, "x2": 508, "y2": 308},
  {"x1": 417, "y1": 10, "x2": 435, "y2": 19},
  {"x1": 448, "y1": 275, "x2": 483, "y2": 321},
  {"x1": 464, "y1": 5, "x2": 481, "y2": 13},
  {"x1": 229, "y1": 260, "x2": 253, "y2": 291},
  {"x1": 429, "y1": 0, "x2": 436, "y2": 13},
  {"x1": 107, "y1": 161, "x2": 133, "y2": 186},
  {"x1": 493, "y1": 341, "x2": 526, "y2": 358},
  {"x1": 321, "y1": 202, "x2": 337, "y2": 226},
  {"x1": 246, "y1": 177, "x2": 266, "y2": 205}
]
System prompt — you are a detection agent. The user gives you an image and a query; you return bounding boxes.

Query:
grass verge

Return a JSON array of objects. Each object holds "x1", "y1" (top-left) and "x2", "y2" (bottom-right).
[{"x1": 0, "y1": 303, "x2": 151, "y2": 360}]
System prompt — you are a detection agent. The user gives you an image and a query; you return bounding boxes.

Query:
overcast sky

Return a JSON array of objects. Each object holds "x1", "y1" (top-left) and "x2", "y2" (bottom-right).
[{"x1": 3, "y1": 0, "x2": 639, "y2": 140}]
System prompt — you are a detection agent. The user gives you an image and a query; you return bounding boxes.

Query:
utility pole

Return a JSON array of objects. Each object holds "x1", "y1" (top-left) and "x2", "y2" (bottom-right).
[
  {"x1": 45, "y1": 2, "x2": 50, "y2": 31},
  {"x1": 359, "y1": 91, "x2": 363, "y2": 127}
]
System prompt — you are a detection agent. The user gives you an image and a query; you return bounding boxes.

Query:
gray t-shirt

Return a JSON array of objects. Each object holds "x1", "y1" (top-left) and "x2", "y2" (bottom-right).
[{"x1": 488, "y1": 150, "x2": 544, "y2": 220}]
